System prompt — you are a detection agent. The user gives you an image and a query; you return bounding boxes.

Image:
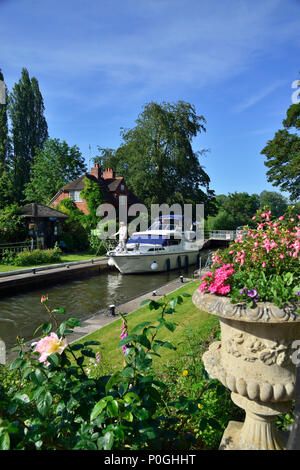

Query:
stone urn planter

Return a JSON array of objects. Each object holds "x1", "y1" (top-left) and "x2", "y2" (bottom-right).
[{"x1": 193, "y1": 289, "x2": 300, "y2": 450}]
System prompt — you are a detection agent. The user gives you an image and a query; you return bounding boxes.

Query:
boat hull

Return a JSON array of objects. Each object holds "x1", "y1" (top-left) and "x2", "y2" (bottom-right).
[{"x1": 107, "y1": 250, "x2": 199, "y2": 274}]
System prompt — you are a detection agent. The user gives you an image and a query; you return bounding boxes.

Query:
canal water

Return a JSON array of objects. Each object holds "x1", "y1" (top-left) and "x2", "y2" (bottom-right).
[{"x1": 0, "y1": 262, "x2": 207, "y2": 350}]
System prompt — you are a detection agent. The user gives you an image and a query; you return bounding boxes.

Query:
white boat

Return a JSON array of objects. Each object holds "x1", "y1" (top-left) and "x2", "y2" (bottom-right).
[{"x1": 106, "y1": 215, "x2": 203, "y2": 274}]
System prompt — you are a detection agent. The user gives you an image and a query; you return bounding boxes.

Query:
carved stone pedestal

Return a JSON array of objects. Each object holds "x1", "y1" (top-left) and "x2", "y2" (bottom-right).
[
  {"x1": 192, "y1": 290, "x2": 300, "y2": 451},
  {"x1": 220, "y1": 393, "x2": 289, "y2": 450}
]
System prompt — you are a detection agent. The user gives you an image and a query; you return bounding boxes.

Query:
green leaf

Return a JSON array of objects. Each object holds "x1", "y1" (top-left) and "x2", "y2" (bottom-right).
[
  {"x1": 121, "y1": 367, "x2": 135, "y2": 378},
  {"x1": 97, "y1": 431, "x2": 114, "y2": 450},
  {"x1": 13, "y1": 393, "x2": 30, "y2": 404},
  {"x1": 164, "y1": 321, "x2": 176, "y2": 332},
  {"x1": 47, "y1": 353, "x2": 60, "y2": 367},
  {"x1": 83, "y1": 340, "x2": 101, "y2": 346},
  {"x1": 81, "y1": 348, "x2": 95, "y2": 358},
  {"x1": 153, "y1": 340, "x2": 176, "y2": 351},
  {"x1": 58, "y1": 322, "x2": 67, "y2": 336},
  {"x1": 41, "y1": 322, "x2": 53, "y2": 335},
  {"x1": 36, "y1": 390, "x2": 52, "y2": 416},
  {"x1": 123, "y1": 392, "x2": 140, "y2": 404},
  {"x1": 70, "y1": 343, "x2": 84, "y2": 351},
  {"x1": 107, "y1": 400, "x2": 119, "y2": 418},
  {"x1": 31, "y1": 368, "x2": 45, "y2": 386},
  {"x1": 91, "y1": 399, "x2": 108, "y2": 421},
  {"x1": 66, "y1": 318, "x2": 81, "y2": 328},
  {"x1": 149, "y1": 300, "x2": 162, "y2": 310},
  {"x1": 0, "y1": 432, "x2": 10, "y2": 450},
  {"x1": 9, "y1": 357, "x2": 23, "y2": 370},
  {"x1": 105, "y1": 371, "x2": 121, "y2": 394},
  {"x1": 122, "y1": 411, "x2": 133, "y2": 422},
  {"x1": 136, "y1": 334, "x2": 151, "y2": 349},
  {"x1": 131, "y1": 321, "x2": 152, "y2": 333},
  {"x1": 52, "y1": 308, "x2": 66, "y2": 315}
]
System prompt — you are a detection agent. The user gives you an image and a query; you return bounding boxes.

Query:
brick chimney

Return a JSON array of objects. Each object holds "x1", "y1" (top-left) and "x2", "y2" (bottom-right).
[
  {"x1": 102, "y1": 168, "x2": 115, "y2": 179},
  {"x1": 90, "y1": 163, "x2": 101, "y2": 180}
]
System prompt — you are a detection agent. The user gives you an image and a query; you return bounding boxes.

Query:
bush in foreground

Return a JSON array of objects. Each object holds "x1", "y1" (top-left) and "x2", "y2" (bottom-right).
[{"x1": 0, "y1": 292, "x2": 241, "y2": 450}]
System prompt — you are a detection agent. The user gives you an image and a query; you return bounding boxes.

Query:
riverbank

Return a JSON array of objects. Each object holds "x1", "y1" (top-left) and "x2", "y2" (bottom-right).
[
  {"x1": 0, "y1": 257, "x2": 112, "y2": 296},
  {"x1": 6, "y1": 273, "x2": 206, "y2": 362},
  {"x1": 66, "y1": 275, "x2": 197, "y2": 345}
]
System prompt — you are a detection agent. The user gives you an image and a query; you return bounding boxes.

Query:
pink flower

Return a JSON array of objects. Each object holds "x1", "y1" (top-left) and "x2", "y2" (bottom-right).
[
  {"x1": 96, "y1": 352, "x2": 101, "y2": 363},
  {"x1": 34, "y1": 332, "x2": 67, "y2": 364},
  {"x1": 279, "y1": 216, "x2": 284, "y2": 221},
  {"x1": 252, "y1": 216, "x2": 256, "y2": 220},
  {"x1": 262, "y1": 262, "x2": 266, "y2": 268}
]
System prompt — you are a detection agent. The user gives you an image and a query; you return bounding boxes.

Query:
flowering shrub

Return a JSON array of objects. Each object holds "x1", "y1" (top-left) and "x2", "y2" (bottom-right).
[
  {"x1": 0, "y1": 291, "x2": 225, "y2": 450},
  {"x1": 198, "y1": 207, "x2": 300, "y2": 308}
]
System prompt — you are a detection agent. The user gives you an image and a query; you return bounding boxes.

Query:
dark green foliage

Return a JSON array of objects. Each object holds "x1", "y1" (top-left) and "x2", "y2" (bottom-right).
[
  {"x1": 259, "y1": 190, "x2": 288, "y2": 217},
  {"x1": 0, "y1": 69, "x2": 10, "y2": 166},
  {"x1": 98, "y1": 101, "x2": 216, "y2": 214},
  {"x1": 0, "y1": 204, "x2": 27, "y2": 243},
  {"x1": 261, "y1": 79, "x2": 300, "y2": 202},
  {"x1": 8, "y1": 68, "x2": 48, "y2": 203},
  {"x1": 0, "y1": 292, "x2": 243, "y2": 450},
  {"x1": 79, "y1": 178, "x2": 104, "y2": 233},
  {"x1": 56, "y1": 198, "x2": 89, "y2": 252},
  {"x1": 205, "y1": 190, "x2": 289, "y2": 230},
  {"x1": 24, "y1": 138, "x2": 87, "y2": 205},
  {"x1": 206, "y1": 192, "x2": 260, "y2": 230},
  {"x1": 13, "y1": 248, "x2": 62, "y2": 266}
]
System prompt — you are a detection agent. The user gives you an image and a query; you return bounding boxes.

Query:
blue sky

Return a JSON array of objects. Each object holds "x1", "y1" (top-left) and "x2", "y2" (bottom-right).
[{"x1": 1, "y1": 0, "x2": 299, "y2": 199}]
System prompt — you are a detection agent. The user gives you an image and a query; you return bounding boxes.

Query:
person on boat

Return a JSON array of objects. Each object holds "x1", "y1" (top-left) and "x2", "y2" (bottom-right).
[{"x1": 113, "y1": 221, "x2": 127, "y2": 252}]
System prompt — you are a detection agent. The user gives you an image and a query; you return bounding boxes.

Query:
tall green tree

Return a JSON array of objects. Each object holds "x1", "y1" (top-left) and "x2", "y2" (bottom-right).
[
  {"x1": 261, "y1": 77, "x2": 300, "y2": 201},
  {"x1": 110, "y1": 101, "x2": 216, "y2": 214},
  {"x1": 93, "y1": 147, "x2": 118, "y2": 170},
  {"x1": 0, "y1": 69, "x2": 10, "y2": 165},
  {"x1": 24, "y1": 138, "x2": 87, "y2": 204},
  {"x1": 8, "y1": 68, "x2": 48, "y2": 202},
  {"x1": 0, "y1": 69, "x2": 14, "y2": 208},
  {"x1": 223, "y1": 192, "x2": 260, "y2": 227},
  {"x1": 259, "y1": 190, "x2": 288, "y2": 217}
]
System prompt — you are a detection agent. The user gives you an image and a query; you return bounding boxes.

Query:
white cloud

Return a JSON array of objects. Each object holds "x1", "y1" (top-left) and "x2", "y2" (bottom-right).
[
  {"x1": 233, "y1": 80, "x2": 286, "y2": 113},
  {"x1": 1, "y1": 0, "x2": 299, "y2": 110}
]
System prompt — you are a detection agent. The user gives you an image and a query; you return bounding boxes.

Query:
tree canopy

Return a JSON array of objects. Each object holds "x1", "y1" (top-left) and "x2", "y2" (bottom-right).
[
  {"x1": 8, "y1": 68, "x2": 48, "y2": 202},
  {"x1": 98, "y1": 101, "x2": 216, "y2": 215},
  {"x1": 261, "y1": 77, "x2": 300, "y2": 202},
  {"x1": 24, "y1": 138, "x2": 87, "y2": 205}
]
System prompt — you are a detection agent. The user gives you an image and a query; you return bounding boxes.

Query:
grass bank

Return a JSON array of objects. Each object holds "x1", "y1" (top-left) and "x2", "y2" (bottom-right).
[
  {"x1": 73, "y1": 280, "x2": 219, "y2": 373},
  {"x1": 0, "y1": 253, "x2": 104, "y2": 273}
]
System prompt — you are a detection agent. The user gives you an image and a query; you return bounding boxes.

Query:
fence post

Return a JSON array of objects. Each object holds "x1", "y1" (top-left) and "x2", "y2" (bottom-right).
[{"x1": 0, "y1": 339, "x2": 5, "y2": 365}]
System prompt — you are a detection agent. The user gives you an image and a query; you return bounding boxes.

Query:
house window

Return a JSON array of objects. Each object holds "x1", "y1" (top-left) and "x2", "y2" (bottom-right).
[
  {"x1": 121, "y1": 184, "x2": 125, "y2": 191},
  {"x1": 70, "y1": 191, "x2": 83, "y2": 202}
]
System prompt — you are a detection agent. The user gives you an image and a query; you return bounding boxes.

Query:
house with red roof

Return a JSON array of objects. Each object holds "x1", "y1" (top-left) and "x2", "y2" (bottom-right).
[{"x1": 50, "y1": 164, "x2": 141, "y2": 214}]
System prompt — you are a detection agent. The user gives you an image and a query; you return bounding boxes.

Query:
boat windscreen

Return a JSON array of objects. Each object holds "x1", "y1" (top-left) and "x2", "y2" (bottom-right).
[{"x1": 127, "y1": 235, "x2": 166, "y2": 245}]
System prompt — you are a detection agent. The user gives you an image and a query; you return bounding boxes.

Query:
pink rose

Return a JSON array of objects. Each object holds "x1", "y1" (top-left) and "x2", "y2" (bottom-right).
[{"x1": 34, "y1": 332, "x2": 67, "y2": 364}]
